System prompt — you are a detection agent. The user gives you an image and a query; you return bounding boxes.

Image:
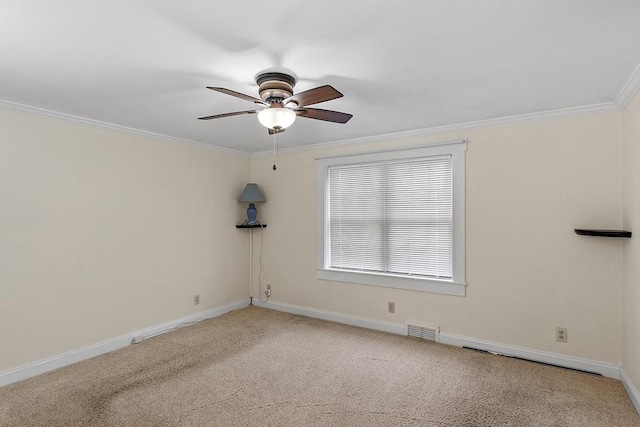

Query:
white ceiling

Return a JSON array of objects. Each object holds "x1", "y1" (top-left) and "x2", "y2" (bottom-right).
[{"x1": 1, "y1": 1, "x2": 639, "y2": 154}]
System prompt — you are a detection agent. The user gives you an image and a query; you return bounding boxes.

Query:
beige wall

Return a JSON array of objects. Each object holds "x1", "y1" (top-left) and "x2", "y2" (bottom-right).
[
  {"x1": 251, "y1": 112, "x2": 625, "y2": 364},
  {"x1": 0, "y1": 108, "x2": 250, "y2": 371},
  {"x1": 0, "y1": 99, "x2": 635, "y2": 377},
  {"x1": 622, "y1": 91, "x2": 640, "y2": 390}
]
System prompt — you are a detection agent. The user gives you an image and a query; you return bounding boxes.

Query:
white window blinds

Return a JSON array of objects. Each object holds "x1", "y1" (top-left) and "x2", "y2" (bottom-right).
[{"x1": 328, "y1": 155, "x2": 453, "y2": 279}]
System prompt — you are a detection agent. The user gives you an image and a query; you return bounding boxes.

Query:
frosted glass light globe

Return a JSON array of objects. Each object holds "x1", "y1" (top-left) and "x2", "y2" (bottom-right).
[{"x1": 257, "y1": 107, "x2": 296, "y2": 130}]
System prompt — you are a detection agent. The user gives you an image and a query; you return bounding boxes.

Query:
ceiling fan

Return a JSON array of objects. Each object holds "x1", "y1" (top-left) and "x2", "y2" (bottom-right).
[{"x1": 198, "y1": 71, "x2": 353, "y2": 134}]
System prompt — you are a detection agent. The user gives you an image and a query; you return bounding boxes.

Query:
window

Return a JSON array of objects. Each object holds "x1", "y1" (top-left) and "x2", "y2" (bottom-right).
[{"x1": 316, "y1": 140, "x2": 467, "y2": 296}]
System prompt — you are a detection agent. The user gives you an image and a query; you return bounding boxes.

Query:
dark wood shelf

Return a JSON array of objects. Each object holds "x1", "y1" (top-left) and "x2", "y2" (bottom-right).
[
  {"x1": 574, "y1": 229, "x2": 631, "y2": 238},
  {"x1": 236, "y1": 224, "x2": 267, "y2": 229}
]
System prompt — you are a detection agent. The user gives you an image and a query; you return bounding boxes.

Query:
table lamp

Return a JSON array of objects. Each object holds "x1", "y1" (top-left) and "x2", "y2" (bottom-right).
[{"x1": 238, "y1": 183, "x2": 266, "y2": 225}]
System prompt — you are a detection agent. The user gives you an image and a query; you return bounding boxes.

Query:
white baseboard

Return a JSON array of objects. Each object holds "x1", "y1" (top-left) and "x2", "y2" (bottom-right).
[
  {"x1": 620, "y1": 367, "x2": 640, "y2": 414},
  {"x1": 438, "y1": 332, "x2": 621, "y2": 379},
  {"x1": 253, "y1": 300, "x2": 623, "y2": 382},
  {"x1": 252, "y1": 299, "x2": 406, "y2": 335},
  {"x1": 4, "y1": 297, "x2": 637, "y2": 415},
  {"x1": 0, "y1": 298, "x2": 250, "y2": 387}
]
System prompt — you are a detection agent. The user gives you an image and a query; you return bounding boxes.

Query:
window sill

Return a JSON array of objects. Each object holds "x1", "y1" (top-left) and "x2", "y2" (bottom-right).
[{"x1": 317, "y1": 269, "x2": 466, "y2": 296}]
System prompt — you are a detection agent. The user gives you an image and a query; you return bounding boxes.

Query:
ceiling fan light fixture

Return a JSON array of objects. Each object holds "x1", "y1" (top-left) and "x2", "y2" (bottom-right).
[
  {"x1": 200, "y1": 71, "x2": 352, "y2": 131},
  {"x1": 258, "y1": 107, "x2": 296, "y2": 130}
]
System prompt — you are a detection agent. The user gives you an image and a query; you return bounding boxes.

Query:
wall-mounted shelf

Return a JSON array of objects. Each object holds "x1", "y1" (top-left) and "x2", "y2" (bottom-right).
[
  {"x1": 574, "y1": 229, "x2": 631, "y2": 238},
  {"x1": 236, "y1": 224, "x2": 267, "y2": 229}
]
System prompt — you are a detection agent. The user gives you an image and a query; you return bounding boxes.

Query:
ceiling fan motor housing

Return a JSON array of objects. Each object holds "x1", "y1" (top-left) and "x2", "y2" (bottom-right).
[{"x1": 256, "y1": 72, "x2": 297, "y2": 104}]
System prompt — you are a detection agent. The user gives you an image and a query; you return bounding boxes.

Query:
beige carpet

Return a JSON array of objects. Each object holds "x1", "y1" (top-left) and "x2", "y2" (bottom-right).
[{"x1": 1, "y1": 306, "x2": 638, "y2": 426}]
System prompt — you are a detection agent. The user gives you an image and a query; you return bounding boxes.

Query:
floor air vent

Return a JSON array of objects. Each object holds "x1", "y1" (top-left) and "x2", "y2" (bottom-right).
[{"x1": 407, "y1": 322, "x2": 439, "y2": 342}]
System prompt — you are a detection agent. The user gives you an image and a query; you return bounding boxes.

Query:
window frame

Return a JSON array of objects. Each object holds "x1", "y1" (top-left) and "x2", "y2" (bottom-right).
[{"x1": 316, "y1": 140, "x2": 467, "y2": 296}]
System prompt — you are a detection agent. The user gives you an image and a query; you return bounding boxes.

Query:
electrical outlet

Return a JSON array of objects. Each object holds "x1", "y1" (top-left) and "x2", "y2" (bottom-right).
[
  {"x1": 388, "y1": 302, "x2": 395, "y2": 313},
  {"x1": 265, "y1": 284, "x2": 271, "y2": 297},
  {"x1": 556, "y1": 327, "x2": 567, "y2": 342},
  {"x1": 193, "y1": 294, "x2": 200, "y2": 305}
]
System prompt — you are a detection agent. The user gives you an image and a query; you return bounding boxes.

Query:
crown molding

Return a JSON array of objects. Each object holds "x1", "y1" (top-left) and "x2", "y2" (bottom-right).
[
  {"x1": 252, "y1": 101, "x2": 621, "y2": 157},
  {"x1": 0, "y1": 99, "x2": 249, "y2": 157},
  {"x1": 615, "y1": 64, "x2": 640, "y2": 110},
  {"x1": 1, "y1": 87, "x2": 631, "y2": 159}
]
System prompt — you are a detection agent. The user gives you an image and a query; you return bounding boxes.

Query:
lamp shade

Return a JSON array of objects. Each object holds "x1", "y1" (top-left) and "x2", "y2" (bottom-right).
[
  {"x1": 238, "y1": 183, "x2": 266, "y2": 203},
  {"x1": 257, "y1": 107, "x2": 296, "y2": 130}
]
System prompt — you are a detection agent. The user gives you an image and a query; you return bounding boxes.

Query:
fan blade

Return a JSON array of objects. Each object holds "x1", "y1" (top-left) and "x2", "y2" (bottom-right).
[
  {"x1": 296, "y1": 108, "x2": 353, "y2": 124},
  {"x1": 198, "y1": 110, "x2": 258, "y2": 120},
  {"x1": 283, "y1": 85, "x2": 343, "y2": 107},
  {"x1": 268, "y1": 127, "x2": 286, "y2": 135},
  {"x1": 206, "y1": 87, "x2": 268, "y2": 106}
]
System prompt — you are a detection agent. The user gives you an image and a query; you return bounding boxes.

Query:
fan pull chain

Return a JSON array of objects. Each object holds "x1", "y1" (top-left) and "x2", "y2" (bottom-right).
[{"x1": 272, "y1": 132, "x2": 278, "y2": 171}]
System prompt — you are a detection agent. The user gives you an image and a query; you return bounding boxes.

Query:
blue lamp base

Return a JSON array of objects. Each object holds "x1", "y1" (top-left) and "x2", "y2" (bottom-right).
[{"x1": 247, "y1": 203, "x2": 257, "y2": 224}]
